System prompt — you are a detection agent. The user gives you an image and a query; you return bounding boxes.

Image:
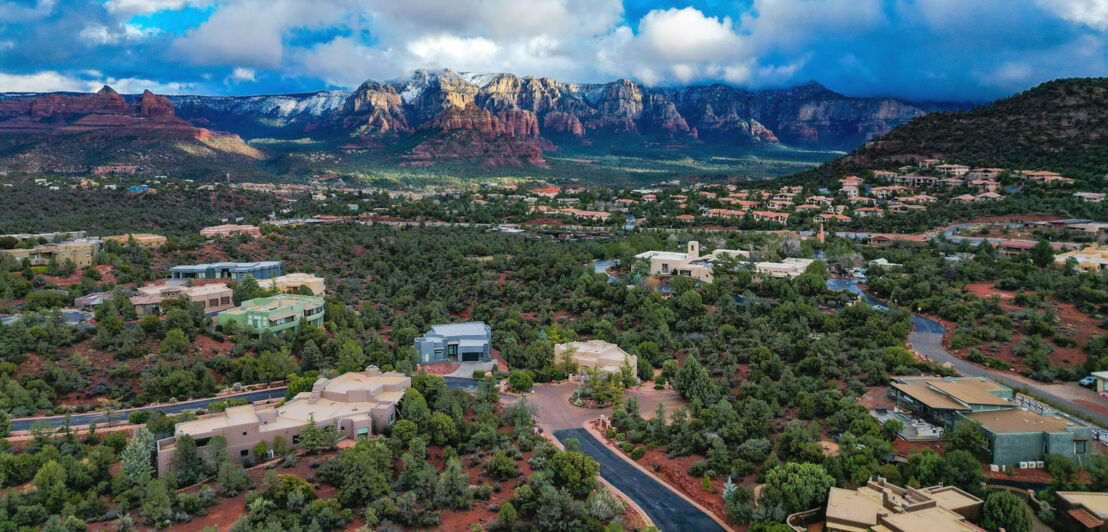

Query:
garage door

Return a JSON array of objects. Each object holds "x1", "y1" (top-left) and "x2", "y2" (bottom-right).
[{"x1": 462, "y1": 352, "x2": 481, "y2": 362}]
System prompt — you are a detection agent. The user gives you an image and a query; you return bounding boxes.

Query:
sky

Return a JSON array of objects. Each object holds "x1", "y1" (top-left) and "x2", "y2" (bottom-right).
[{"x1": 0, "y1": 0, "x2": 1106, "y2": 102}]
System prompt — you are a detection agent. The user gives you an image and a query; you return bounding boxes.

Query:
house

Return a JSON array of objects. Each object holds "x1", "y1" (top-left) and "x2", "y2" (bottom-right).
[
  {"x1": 257, "y1": 273, "x2": 326, "y2": 296},
  {"x1": 888, "y1": 376, "x2": 1091, "y2": 465},
  {"x1": 75, "y1": 291, "x2": 117, "y2": 309},
  {"x1": 919, "y1": 158, "x2": 941, "y2": 168},
  {"x1": 169, "y1": 261, "x2": 282, "y2": 281},
  {"x1": 951, "y1": 194, "x2": 978, "y2": 204},
  {"x1": 634, "y1": 241, "x2": 749, "y2": 282},
  {"x1": 869, "y1": 186, "x2": 908, "y2": 199},
  {"x1": 815, "y1": 214, "x2": 852, "y2": 223},
  {"x1": 200, "y1": 224, "x2": 262, "y2": 239},
  {"x1": 996, "y1": 240, "x2": 1038, "y2": 257},
  {"x1": 705, "y1": 208, "x2": 745, "y2": 219},
  {"x1": 754, "y1": 257, "x2": 815, "y2": 278},
  {"x1": 0, "y1": 238, "x2": 102, "y2": 268},
  {"x1": 806, "y1": 195, "x2": 835, "y2": 206},
  {"x1": 900, "y1": 194, "x2": 937, "y2": 204},
  {"x1": 853, "y1": 207, "x2": 884, "y2": 218},
  {"x1": 848, "y1": 196, "x2": 877, "y2": 205},
  {"x1": 887, "y1": 203, "x2": 926, "y2": 214},
  {"x1": 974, "y1": 191, "x2": 1003, "y2": 201},
  {"x1": 132, "y1": 282, "x2": 234, "y2": 315},
  {"x1": 968, "y1": 180, "x2": 1000, "y2": 192},
  {"x1": 1075, "y1": 192, "x2": 1107, "y2": 203},
  {"x1": 968, "y1": 168, "x2": 1005, "y2": 180},
  {"x1": 894, "y1": 174, "x2": 938, "y2": 187},
  {"x1": 156, "y1": 367, "x2": 409, "y2": 474},
  {"x1": 555, "y1": 340, "x2": 637, "y2": 382},
  {"x1": 1018, "y1": 170, "x2": 1072, "y2": 183},
  {"x1": 786, "y1": 477, "x2": 983, "y2": 532},
  {"x1": 1055, "y1": 247, "x2": 1108, "y2": 272},
  {"x1": 102, "y1": 233, "x2": 167, "y2": 248},
  {"x1": 939, "y1": 177, "x2": 965, "y2": 188},
  {"x1": 674, "y1": 214, "x2": 696, "y2": 222},
  {"x1": 767, "y1": 199, "x2": 793, "y2": 211},
  {"x1": 414, "y1": 322, "x2": 492, "y2": 364},
  {"x1": 872, "y1": 170, "x2": 898, "y2": 180},
  {"x1": 1065, "y1": 223, "x2": 1108, "y2": 240},
  {"x1": 795, "y1": 204, "x2": 822, "y2": 212},
  {"x1": 217, "y1": 294, "x2": 325, "y2": 336},
  {"x1": 865, "y1": 234, "x2": 928, "y2": 247},
  {"x1": 935, "y1": 164, "x2": 970, "y2": 176},
  {"x1": 752, "y1": 211, "x2": 790, "y2": 224},
  {"x1": 1054, "y1": 491, "x2": 1108, "y2": 531},
  {"x1": 840, "y1": 176, "x2": 863, "y2": 197}
]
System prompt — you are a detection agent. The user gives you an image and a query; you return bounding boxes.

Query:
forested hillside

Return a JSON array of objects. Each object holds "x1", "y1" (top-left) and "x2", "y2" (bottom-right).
[{"x1": 789, "y1": 78, "x2": 1108, "y2": 187}]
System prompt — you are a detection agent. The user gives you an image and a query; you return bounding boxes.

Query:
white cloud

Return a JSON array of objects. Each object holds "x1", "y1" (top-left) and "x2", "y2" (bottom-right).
[
  {"x1": 0, "y1": 70, "x2": 194, "y2": 94},
  {"x1": 407, "y1": 35, "x2": 499, "y2": 69},
  {"x1": 230, "y1": 67, "x2": 256, "y2": 82},
  {"x1": 1038, "y1": 0, "x2": 1108, "y2": 30},
  {"x1": 104, "y1": 0, "x2": 209, "y2": 16},
  {"x1": 0, "y1": 71, "x2": 90, "y2": 92},
  {"x1": 0, "y1": 0, "x2": 55, "y2": 22},
  {"x1": 636, "y1": 8, "x2": 742, "y2": 63}
]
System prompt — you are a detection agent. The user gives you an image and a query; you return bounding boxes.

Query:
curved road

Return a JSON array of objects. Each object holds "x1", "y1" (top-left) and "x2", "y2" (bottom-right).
[
  {"x1": 554, "y1": 428, "x2": 725, "y2": 532},
  {"x1": 13, "y1": 376, "x2": 478, "y2": 432}
]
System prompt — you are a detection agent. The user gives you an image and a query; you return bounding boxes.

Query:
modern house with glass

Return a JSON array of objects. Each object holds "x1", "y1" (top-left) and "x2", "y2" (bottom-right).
[
  {"x1": 414, "y1": 321, "x2": 492, "y2": 363},
  {"x1": 168, "y1": 261, "x2": 282, "y2": 281},
  {"x1": 217, "y1": 294, "x2": 324, "y2": 335}
]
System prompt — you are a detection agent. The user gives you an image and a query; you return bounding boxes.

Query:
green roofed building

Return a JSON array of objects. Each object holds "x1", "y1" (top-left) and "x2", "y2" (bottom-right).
[{"x1": 217, "y1": 294, "x2": 324, "y2": 336}]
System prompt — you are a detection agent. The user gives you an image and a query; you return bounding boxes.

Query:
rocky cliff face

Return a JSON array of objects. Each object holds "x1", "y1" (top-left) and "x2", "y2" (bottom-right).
[
  {"x1": 0, "y1": 86, "x2": 262, "y2": 176},
  {"x1": 325, "y1": 70, "x2": 952, "y2": 166}
]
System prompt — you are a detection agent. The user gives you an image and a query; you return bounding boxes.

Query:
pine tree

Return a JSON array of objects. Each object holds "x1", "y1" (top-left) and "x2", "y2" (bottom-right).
[{"x1": 120, "y1": 428, "x2": 155, "y2": 482}]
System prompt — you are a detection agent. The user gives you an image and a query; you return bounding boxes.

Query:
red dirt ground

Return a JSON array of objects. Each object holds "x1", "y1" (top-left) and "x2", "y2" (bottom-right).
[
  {"x1": 941, "y1": 283, "x2": 1100, "y2": 372},
  {"x1": 41, "y1": 265, "x2": 117, "y2": 287}
]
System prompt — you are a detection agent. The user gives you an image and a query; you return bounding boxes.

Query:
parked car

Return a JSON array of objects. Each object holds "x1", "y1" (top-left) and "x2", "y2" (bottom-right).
[{"x1": 1080, "y1": 375, "x2": 1097, "y2": 388}]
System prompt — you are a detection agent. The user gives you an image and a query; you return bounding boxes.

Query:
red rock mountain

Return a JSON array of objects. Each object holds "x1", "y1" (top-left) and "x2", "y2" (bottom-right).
[{"x1": 0, "y1": 86, "x2": 262, "y2": 175}]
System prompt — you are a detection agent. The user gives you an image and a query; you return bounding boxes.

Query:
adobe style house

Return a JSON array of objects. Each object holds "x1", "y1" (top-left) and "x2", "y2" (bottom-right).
[
  {"x1": 257, "y1": 272, "x2": 326, "y2": 296},
  {"x1": 935, "y1": 163, "x2": 970, "y2": 176},
  {"x1": 0, "y1": 238, "x2": 102, "y2": 268},
  {"x1": 634, "y1": 241, "x2": 749, "y2": 282},
  {"x1": 131, "y1": 282, "x2": 234, "y2": 315},
  {"x1": 888, "y1": 376, "x2": 1091, "y2": 465},
  {"x1": 157, "y1": 367, "x2": 409, "y2": 475},
  {"x1": 1075, "y1": 192, "x2": 1108, "y2": 203},
  {"x1": 217, "y1": 294, "x2": 325, "y2": 336},
  {"x1": 786, "y1": 477, "x2": 983, "y2": 532},
  {"x1": 101, "y1": 233, "x2": 167, "y2": 248},
  {"x1": 199, "y1": 224, "x2": 262, "y2": 238},
  {"x1": 555, "y1": 340, "x2": 637, "y2": 382},
  {"x1": 415, "y1": 322, "x2": 492, "y2": 364},
  {"x1": 753, "y1": 257, "x2": 815, "y2": 279},
  {"x1": 169, "y1": 261, "x2": 282, "y2": 281}
]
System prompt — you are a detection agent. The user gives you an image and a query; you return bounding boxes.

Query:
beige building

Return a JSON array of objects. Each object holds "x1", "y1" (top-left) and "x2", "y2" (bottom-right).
[
  {"x1": 0, "y1": 239, "x2": 102, "y2": 268},
  {"x1": 257, "y1": 272, "x2": 326, "y2": 296},
  {"x1": 788, "y1": 477, "x2": 983, "y2": 532},
  {"x1": 555, "y1": 340, "x2": 638, "y2": 381},
  {"x1": 131, "y1": 282, "x2": 233, "y2": 315},
  {"x1": 157, "y1": 367, "x2": 409, "y2": 475},
  {"x1": 634, "y1": 241, "x2": 749, "y2": 282},
  {"x1": 101, "y1": 233, "x2": 167, "y2": 248},
  {"x1": 1055, "y1": 491, "x2": 1108, "y2": 531},
  {"x1": 754, "y1": 257, "x2": 815, "y2": 278},
  {"x1": 200, "y1": 224, "x2": 261, "y2": 238},
  {"x1": 1055, "y1": 246, "x2": 1108, "y2": 272}
]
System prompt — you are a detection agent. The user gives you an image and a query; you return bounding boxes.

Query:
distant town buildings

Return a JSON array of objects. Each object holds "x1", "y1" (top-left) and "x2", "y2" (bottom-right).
[
  {"x1": 157, "y1": 366, "x2": 409, "y2": 474},
  {"x1": 414, "y1": 322, "x2": 492, "y2": 364}
]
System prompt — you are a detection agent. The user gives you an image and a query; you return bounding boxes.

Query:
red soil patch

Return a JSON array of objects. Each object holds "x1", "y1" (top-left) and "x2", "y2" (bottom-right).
[
  {"x1": 942, "y1": 283, "x2": 1099, "y2": 372},
  {"x1": 420, "y1": 361, "x2": 461, "y2": 375},
  {"x1": 1075, "y1": 399, "x2": 1108, "y2": 417},
  {"x1": 41, "y1": 265, "x2": 117, "y2": 287}
]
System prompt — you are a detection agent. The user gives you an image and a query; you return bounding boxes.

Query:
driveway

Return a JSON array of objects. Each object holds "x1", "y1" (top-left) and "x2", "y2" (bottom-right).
[
  {"x1": 446, "y1": 361, "x2": 496, "y2": 378},
  {"x1": 521, "y1": 382, "x2": 686, "y2": 431},
  {"x1": 554, "y1": 428, "x2": 724, "y2": 532}
]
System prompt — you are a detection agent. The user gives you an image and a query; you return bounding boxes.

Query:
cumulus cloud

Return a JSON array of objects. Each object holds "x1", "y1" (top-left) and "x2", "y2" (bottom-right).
[
  {"x1": 1038, "y1": 0, "x2": 1108, "y2": 30},
  {"x1": 104, "y1": 0, "x2": 210, "y2": 16},
  {"x1": 0, "y1": 70, "x2": 193, "y2": 94},
  {"x1": 230, "y1": 67, "x2": 256, "y2": 82}
]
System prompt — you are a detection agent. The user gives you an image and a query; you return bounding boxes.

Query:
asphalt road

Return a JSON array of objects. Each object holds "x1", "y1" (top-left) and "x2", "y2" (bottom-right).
[
  {"x1": 554, "y1": 428, "x2": 724, "y2": 532},
  {"x1": 13, "y1": 376, "x2": 477, "y2": 432}
]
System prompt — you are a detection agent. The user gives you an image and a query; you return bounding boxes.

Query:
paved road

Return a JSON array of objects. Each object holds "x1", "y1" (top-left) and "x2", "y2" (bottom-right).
[
  {"x1": 554, "y1": 428, "x2": 724, "y2": 532},
  {"x1": 13, "y1": 377, "x2": 478, "y2": 431}
]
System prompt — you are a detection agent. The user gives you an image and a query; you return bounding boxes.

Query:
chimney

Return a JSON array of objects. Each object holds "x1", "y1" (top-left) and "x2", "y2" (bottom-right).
[{"x1": 687, "y1": 240, "x2": 700, "y2": 259}]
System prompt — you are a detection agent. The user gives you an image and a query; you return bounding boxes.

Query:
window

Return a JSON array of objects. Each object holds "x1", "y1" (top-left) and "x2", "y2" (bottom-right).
[
  {"x1": 240, "y1": 450, "x2": 249, "y2": 457},
  {"x1": 242, "y1": 431, "x2": 247, "y2": 436}
]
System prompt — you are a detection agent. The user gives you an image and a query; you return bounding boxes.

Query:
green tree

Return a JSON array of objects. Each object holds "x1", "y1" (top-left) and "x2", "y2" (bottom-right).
[
  {"x1": 550, "y1": 448, "x2": 599, "y2": 497},
  {"x1": 34, "y1": 460, "x2": 67, "y2": 510},
  {"x1": 674, "y1": 356, "x2": 718, "y2": 405},
  {"x1": 760, "y1": 462, "x2": 834, "y2": 513},
  {"x1": 944, "y1": 420, "x2": 987, "y2": 455},
  {"x1": 120, "y1": 428, "x2": 155, "y2": 482},
  {"x1": 141, "y1": 479, "x2": 173, "y2": 525},
  {"x1": 498, "y1": 501, "x2": 517, "y2": 528},
  {"x1": 1030, "y1": 239, "x2": 1055, "y2": 268},
  {"x1": 981, "y1": 491, "x2": 1031, "y2": 532},
  {"x1": 171, "y1": 434, "x2": 202, "y2": 487},
  {"x1": 159, "y1": 328, "x2": 191, "y2": 358}
]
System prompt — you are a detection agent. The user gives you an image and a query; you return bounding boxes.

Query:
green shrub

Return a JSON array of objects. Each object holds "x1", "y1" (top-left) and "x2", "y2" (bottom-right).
[{"x1": 630, "y1": 448, "x2": 645, "y2": 460}]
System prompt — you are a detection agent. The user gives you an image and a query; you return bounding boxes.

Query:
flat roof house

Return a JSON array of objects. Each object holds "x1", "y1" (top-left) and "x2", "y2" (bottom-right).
[
  {"x1": 132, "y1": 282, "x2": 234, "y2": 315},
  {"x1": 787, "y1": 477, "x2": 983, "y2": 532},
  {"x1": 257, "y1": 272, "x2": 326, "y2": 296},
  {"x1": 199, "y1": 224, "x2": 261, "y2": 238},
  {"x1": 888, "y1": 376, "x2": 1091, "y2": 465},
  {"x1": 1055, "y1": 247, "x2": 1108, "y2": 272},
  {"x1": 634, "y1": 241, "x2": 749, "y2": 283},
  {"x1": 0, "y1": 238, "x2": 102, "y2": 268},
  {"x1": 218, "y1": 294, "x2": 324, "y2": 336},
  {"x1": 1055, "y1": 491, "x2": 1108, "y2": 531},
  {"x1": 157, "y1": 366, "x2": 409, "y2": 474},
  {"x1": 169, "y1": 261, "x2": 282, "y2": 281},
  {"x1": 754, "y1": 257, "x2": 815, "y2": 279},
  {"x1": 415, "y1": 322, "x2": 492, "y2": 364},
  {"x1": 555, "y1": 340, "x2": 637, "y2": 381}
]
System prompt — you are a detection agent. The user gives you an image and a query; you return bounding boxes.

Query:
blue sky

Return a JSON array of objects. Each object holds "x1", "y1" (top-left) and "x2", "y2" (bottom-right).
[{"x1": 0, "y1": 0, "x2": 1105, "y2": 101}]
